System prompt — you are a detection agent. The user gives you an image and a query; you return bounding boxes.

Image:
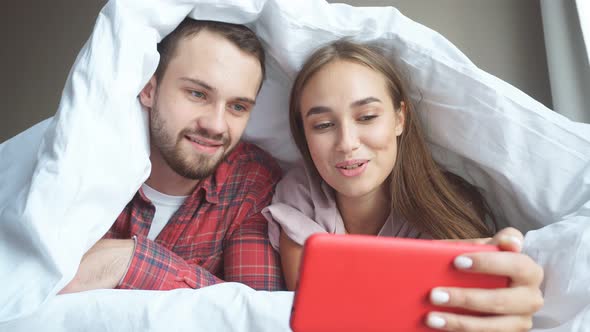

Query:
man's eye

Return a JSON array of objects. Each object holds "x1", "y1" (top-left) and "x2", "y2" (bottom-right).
[
  {"x1": 313, "y1": 122, "x2": 334, "y2": 130},
  {"x1": 231, "y1": 104, "x2": 247, "y2": 112},
  {"x1": 358, "y1": 115, "x2": 378, "y2": 121},
  {"x1": 190, "y1": 90, "x2": 206, "y2": 99}
]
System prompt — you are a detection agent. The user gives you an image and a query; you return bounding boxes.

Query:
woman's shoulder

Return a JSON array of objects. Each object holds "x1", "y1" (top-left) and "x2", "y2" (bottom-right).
[
  {"x1": 273, "y1": 163, "x2": 325, "y2": 204},
  {"x1": 279, "y1": 164, "x2": 310, "y2": 187},
  {"x1": 263, "y1": 163, "x2": 336, "y2": 248}
]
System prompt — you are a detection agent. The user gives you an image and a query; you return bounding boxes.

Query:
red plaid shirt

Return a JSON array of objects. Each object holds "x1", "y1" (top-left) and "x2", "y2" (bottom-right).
[{"x1": 104, "y1": 142, "x2": 285, "y2": 291}]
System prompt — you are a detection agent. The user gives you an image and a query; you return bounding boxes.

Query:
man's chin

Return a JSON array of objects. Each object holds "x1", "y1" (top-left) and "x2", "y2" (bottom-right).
[
  {"x1": 178, "y1": 153, "x2": 224, "y2": 179},
  {"x1": 176, "y1": 164, "x2": 216, "y2": 180},
  {"x1": 170, "y1": 140, "x2": 236, "y2": 178}
]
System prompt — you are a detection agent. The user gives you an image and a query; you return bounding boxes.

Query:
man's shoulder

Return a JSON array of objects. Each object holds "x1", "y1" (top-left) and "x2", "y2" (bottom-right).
[
  {"x1": 223, "y1": 141, "x2": 282, "y2": 180},
  {"x1": 228, "y1": 141, "x2": 280, "y2": 168},
  {"x1": 231, "y1": 141, "x2": 274, "y2": 160}
]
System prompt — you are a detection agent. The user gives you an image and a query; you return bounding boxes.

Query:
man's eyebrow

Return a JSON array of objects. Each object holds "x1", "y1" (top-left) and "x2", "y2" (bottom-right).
[
  {"x1": 305, "y1": 106, "x2": 331, "y2": 118},
  {"x1": 235, "y1": 97, "x2": 256, "y2": 106},
  {"x1": 351, "y1": 97, "x2": 381, "y2": 108},
  {"x1": 180, "y1": 77, "x2": 216, "y2": 92}
]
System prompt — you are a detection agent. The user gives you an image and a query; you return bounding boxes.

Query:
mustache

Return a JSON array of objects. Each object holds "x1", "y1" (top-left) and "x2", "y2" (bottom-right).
[{"x1": 180, "y1": 128, "x2": 230, "y2": 146}]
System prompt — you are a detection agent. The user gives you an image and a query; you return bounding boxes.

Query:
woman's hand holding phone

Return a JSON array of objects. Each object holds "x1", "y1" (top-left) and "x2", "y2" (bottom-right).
[{"x1": 427, "y1": 228, "x2": 544, "y2": 331}]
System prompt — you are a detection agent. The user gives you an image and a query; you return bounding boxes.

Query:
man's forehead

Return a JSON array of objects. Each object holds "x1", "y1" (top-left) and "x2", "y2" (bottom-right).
[{"x1": 163, "y1": 30, "x2": 262, "y2": 98}]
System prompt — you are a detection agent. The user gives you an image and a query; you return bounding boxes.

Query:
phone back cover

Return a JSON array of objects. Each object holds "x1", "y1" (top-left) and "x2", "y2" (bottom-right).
[{"x1": 290, "y1": 234, "x2": 509, "y2": 332}]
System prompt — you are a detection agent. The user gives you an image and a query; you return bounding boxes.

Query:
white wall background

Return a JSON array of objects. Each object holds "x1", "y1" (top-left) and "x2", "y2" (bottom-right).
[{"x1": 0, "y1": 0, "x2": 552, "y2": 142}]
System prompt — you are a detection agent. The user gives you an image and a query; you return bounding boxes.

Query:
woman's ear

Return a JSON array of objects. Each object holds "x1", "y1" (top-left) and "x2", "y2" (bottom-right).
[
  {"x1": 139, "y1": 76, "x2": 158, "y2": 109},
  {"x1": 394, "y1": 101, "x2": 406, "y2": 136}
]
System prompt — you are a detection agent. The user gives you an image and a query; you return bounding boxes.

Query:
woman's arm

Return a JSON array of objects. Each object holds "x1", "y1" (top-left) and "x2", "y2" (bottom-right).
[
  {"x1": 279, "y1": 229, "x2": 304, "y2": 291},
  {"x1": 426, "y1": 227, "x2": 544, "y2": 331}
]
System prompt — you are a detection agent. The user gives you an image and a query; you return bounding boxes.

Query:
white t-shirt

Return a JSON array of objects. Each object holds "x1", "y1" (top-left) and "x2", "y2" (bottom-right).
[{"x1": 141, "y1": 183, "x2": 188, "y2": 240}]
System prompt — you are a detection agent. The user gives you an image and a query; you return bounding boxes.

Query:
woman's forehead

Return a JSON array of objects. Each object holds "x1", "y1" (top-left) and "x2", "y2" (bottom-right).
[{"x1": 300, "y1": 61, "x2": 391, "y2": 107}]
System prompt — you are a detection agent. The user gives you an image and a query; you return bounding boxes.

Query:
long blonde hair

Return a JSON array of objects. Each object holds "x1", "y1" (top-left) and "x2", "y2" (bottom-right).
[{"x1": 289, "y1": 40, "x2": 493, "y2": 239}]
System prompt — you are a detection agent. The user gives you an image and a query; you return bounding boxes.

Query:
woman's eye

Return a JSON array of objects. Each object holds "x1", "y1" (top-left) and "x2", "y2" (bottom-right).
[
  {"x1": 313, "y1": 122, "x2": 334, "y2": 130},
  {"x1": 190, "y1": 90, "x2": 206, "y2": 99},
  {"x1": 358, "y1": 115, "x2": 378, "y2": 122}
]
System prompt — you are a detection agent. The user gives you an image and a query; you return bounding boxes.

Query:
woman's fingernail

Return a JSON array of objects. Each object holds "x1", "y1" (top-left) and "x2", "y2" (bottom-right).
[
  {"x1": 430, "y1": 289, "x2": 450, "y2": 304},
  {"x1": 454, "y1": 255, "x2": 473, "y2": 269},
  {"x1": 426, "y1": 313, "x2": 446, "y2": 329},
  {"x1": 501, "y1": 235, "x2": 522, "y2": 249}
]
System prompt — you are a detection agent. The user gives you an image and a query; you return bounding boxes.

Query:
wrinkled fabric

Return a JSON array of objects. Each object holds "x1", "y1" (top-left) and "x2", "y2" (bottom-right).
[
  {"x1": 0, "y1": 0, "x2": 588, "y2": 331},
  {"x1": 2, "y1": 284, "x2": 294, "y2": 332}
]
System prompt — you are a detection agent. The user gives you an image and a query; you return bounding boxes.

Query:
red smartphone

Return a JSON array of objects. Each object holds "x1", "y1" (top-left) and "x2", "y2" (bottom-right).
[{"x1": 290, "y1": 233, "x2": 509, "y2": 332}]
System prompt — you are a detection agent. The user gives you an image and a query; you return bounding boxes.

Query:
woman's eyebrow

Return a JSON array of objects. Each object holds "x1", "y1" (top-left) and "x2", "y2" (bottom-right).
[
  {"x1": 305, "y1": 106, "x2": 332, "y2": 118},
  {"x1": 306, "y1": 96, "x2": 382, "y2": 117},
  {"x1": 351, "y1": 96, "x2": 381, "y2": 108}
]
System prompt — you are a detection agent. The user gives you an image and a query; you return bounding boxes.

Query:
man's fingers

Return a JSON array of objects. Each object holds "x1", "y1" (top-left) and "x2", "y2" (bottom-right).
[
  {"x1": 430, "y1": 286, "x2": 544, "y2": 315},
  {"x1": 425, "y1": 312, "x2": 533, "y2": 332}
]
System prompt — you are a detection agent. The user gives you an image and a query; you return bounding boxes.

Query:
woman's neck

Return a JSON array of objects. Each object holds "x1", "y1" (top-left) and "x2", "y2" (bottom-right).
[{"x1": 336, "y1": 185, "x2": 390, "y2": 236}]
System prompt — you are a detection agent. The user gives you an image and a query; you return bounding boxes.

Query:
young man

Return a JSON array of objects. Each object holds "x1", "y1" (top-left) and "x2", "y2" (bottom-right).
[{"x1": 60, "y1": 19, "x2": 284, "y2": 293}]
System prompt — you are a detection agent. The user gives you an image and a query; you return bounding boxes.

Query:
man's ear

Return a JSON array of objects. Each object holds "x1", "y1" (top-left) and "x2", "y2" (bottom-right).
[
  {"x1": 139, "y1": 76, "x2": 158, "y2": 108},
  {"x1": 394, "y1": 101, "x2": 406, "y2": 136}
]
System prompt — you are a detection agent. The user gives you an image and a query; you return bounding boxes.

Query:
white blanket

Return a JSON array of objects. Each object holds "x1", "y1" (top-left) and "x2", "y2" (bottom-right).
[{"x1": 0, "y1": 0, "x2": 589, "y2": 331}]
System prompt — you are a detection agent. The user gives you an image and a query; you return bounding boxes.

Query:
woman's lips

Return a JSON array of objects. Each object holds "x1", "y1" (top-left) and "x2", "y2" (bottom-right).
[{"x1": 335, "y1": 159, "x2": 369, "y2": 177}]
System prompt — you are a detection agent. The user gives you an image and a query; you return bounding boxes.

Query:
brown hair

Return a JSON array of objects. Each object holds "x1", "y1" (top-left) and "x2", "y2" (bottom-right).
[
  {"x1": 154, "y1": 18, "x2": 265, "y2": 84},
  {"x1": 289, "y1": 40, "x2": 493, "y2": 239}
]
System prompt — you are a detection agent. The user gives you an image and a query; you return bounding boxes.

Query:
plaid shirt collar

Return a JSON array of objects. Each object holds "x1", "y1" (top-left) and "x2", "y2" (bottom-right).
[{"x1": 137, "y1": 172, "x2": 219, "y2": 206}]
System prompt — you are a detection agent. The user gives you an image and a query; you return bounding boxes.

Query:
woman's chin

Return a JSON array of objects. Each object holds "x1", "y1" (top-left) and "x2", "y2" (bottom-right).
[{"x1": 333, "y1": 185, "x2": 378, "y2": 200}]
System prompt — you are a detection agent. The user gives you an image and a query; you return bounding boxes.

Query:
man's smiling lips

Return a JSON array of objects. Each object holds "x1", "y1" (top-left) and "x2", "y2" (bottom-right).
[{"x1": 185, "y1": 134, "x2": 224, "y2": 154}]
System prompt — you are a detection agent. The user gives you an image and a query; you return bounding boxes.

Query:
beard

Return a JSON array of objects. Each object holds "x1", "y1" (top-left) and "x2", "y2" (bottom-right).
[{"x1": 149, "y1": 98, "x2": 232, "y2": 180}]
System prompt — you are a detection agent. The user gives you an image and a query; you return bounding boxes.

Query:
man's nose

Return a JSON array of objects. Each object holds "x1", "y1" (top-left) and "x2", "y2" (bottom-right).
[{"x1": 197, "y1": 103, "x2": 228, "y2": 137}]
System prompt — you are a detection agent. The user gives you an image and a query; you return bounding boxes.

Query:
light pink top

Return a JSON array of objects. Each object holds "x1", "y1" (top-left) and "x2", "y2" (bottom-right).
[{"x1": 262, "y1": 165, "x2": 429, "y2": 251}]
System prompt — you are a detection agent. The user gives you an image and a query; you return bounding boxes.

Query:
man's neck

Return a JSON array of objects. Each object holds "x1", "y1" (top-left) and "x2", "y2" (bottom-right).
[{"x1": 146, "y1": 150, "x2": 200, "y2": 197}]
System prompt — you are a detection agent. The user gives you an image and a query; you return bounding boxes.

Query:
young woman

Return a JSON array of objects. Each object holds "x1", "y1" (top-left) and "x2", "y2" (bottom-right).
[{"x1": 263, "y1": 40, "x2": 543, "y2": 331}]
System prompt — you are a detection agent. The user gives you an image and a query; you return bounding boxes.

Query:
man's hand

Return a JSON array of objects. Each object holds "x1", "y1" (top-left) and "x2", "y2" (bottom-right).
[{"x1": 59, "y1": 239, "x2": 135, "y2": 294}]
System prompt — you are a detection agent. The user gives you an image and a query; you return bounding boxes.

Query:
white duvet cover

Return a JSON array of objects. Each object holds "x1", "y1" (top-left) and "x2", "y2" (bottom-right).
[{"x1": 0, "y1": 0, "x2": 589, "y2": 331}]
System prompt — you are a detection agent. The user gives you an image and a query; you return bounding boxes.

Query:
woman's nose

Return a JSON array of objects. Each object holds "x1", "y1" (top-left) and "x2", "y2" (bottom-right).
[{"x1": 335, "y1": 122, "x2": 360, "y2": 154}]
